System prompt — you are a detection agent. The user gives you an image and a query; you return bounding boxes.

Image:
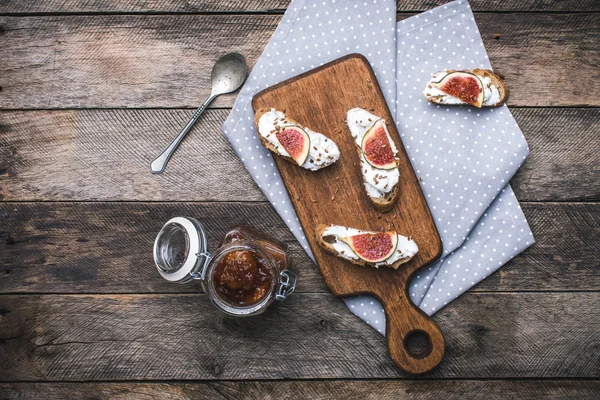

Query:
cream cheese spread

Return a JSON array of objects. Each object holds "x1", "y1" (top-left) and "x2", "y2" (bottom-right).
[
  {"x1": 424, "y1": 71, "x2": 501, "y2": 106},
  {"x1": 346, "y1": 108, "x2": 399, "y2": 198},
  {"x1": 257, "y1": 109, "x2": 340, "y2": 171},
  {"x1": 321, "y1": 225, "x2": 418, "y2": 268}
]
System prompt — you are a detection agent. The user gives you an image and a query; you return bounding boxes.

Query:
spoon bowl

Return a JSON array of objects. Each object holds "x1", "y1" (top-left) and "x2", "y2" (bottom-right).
[
  {"x1": 211, "y1": 53, "x2": 248, "y2": 96},
  {"x1": 150, "y1": 53, "x2": 248, "y2": 174}
]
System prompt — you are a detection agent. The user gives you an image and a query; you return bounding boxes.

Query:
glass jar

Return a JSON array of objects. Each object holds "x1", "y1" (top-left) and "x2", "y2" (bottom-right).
[{"x1": 153, "y1": 217, "x2": 296, "y2": 316}]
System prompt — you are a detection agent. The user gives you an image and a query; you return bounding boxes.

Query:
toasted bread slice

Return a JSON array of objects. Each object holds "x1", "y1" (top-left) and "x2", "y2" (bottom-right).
[
  {"x1": 425, "y1": 69, "x2": 508, "y2": 107},
  {"x1": 346, "y1": 108, "x2": 400, "y2": 212},
  {"x1": 254, "y1": 108, "x2": 340, "y2": 171},
  {"x1": 353, "y1": 143, "x2": 399, "y2": 213},
  {"x1": 315, "y1": 224, "x2": 417, "y2": 269}
]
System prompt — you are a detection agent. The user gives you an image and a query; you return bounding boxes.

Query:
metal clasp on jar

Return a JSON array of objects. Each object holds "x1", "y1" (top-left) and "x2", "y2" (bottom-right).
[
  {"x1": 276, "y1": 270, "x2": 297, "y2": 301},
  {"x1": 189, "y1": 252, "x2": 212, "y2": 281}
]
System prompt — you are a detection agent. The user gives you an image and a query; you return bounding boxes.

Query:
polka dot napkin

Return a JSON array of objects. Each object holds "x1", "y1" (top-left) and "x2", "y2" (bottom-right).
[{"x1": 222, "y1": 0, "x2": 534, "y2": 334}]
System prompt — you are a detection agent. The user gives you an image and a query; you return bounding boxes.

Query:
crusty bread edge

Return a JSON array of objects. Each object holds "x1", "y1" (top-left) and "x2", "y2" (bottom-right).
[
  {"x1": 253, "y1": 108, "x2": 338, "y2": 170},
  {"x1": 473, "y1": 68, "x2": 508, "y2": 107},
  {"x1": 315, "y1": 224, "x2": 415, "y2": 270},
  {"x1": 425, "y1": 69, "x2": 508, "y2": 107}
]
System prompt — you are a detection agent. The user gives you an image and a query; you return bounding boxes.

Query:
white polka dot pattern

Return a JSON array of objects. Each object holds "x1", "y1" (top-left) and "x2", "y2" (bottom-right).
[
  {"x1": 396, "y1": 0, "x2": 529, "y2": 257},
  {"x1": 222, "y1": 0, "x2": 534, "y2": 335},
  {"x1": 417, "y1": 187, "x2": 533, "y2": 315}
]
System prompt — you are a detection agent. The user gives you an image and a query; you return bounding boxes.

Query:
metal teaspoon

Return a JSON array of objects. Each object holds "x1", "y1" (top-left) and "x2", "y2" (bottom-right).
[{"x1": 150, "y1": 53, "x2": 248, "y2": 174}]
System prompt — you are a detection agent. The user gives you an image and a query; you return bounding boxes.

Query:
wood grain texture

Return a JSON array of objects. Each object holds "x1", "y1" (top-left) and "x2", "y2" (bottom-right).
[
  {"x1": 1, "y1": 108, "x2": 597, "y2": 203},
  {"x1": 510, "y1": 108, "x2": 600, "y2": 202},
  {"x1": 1, "y1": 0, "x2": 598, "y2": 13},
  {"x1": 1, "y1": 202, "x2": 598, "y2": 294},
  {"x1": 476, "y1": 202, "x2": 600, "y2": 291},
  {"x1": 0, "y1": 14, "x2": 272, "y2": 109},
  {"x1": 0, "y1": 292, "x2": 598, "y2": 380},
  {"x1": 1, "y1": 13, "x2": 598, "y2": 109},
  {"x1": 0, "y1": 202, "x2": 300, "y2": 293},
  {"x1": 0, "y1": 109, "x2": 264, "y2": 202},
  {"x1": 2, "y1": 380, "x2": 600, "y2": 400},
  {"x1": 253, "y1": 55, "x2": 444, "y2": 374}
]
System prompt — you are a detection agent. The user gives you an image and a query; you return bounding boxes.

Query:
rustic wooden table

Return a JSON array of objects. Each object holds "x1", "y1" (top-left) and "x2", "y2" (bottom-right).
[{"x1": 1, "y1": 1, "x2": 598, "y2": 398}]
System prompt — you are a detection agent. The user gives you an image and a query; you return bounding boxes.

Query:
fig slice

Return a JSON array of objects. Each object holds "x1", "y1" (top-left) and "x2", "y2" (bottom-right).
[
  {"x1": 340, "y1": 231, "x2": 398, "y2": 263},
  {"x1": 361, "y1": 120, "x2": 396, "y2": 170},
  {"x1": 432, "y1": 71, "x2": 484, "y2": 108},
  {"x1": 276, "y1": 125, "x2": 311, "y2": 166}
]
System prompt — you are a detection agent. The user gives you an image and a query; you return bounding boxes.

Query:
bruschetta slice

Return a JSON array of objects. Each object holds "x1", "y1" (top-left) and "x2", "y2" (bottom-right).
[
  {"x1": 316, "y1": 224, "x2": 418, "y2": 269},
  {"x1": 424, "y1": 69, "x2": 507, "y2": 107},
  {"x1": 346, "y1": 108, "x2": 400, "y2": 212},
  {"x1": 254, "y1": 108, "x2": 340, "y2": 170}
]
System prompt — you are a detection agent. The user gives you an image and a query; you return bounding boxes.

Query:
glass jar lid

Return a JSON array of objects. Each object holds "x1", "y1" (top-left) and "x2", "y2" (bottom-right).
[{"x1": 153, "y1": 217, "x2": 210, "y2": 283}]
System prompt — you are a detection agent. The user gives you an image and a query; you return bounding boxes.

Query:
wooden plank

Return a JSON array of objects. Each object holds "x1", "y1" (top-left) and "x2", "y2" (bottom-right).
[
  {"x1": 0, "y1": 0, "x2": 293, "y2": 13},
  {"x1": 2, "y1": 380, "x2": 600, "y2": 399},
  {"x1": 477, "y1": 202, "x2": 600, "y2": 291},
  {"x1": 0, "y1": 109, "x2": 265, "y2": 202},
  {"x1": 1, "y1": 0, "x2": 598, "y2": 14},
  {"x1": 511, "y1": 108, "x2": 600, "y2": 202},
  {"x1": 0, "y1": 201, "x2": 310, "y2": 293},
  {"x1": 0, "y1": 13, "x2": 598, "y2": 109},
  {"x1": 0, "y1": 202, "x2": 598, "y2": 294},
  {"x1": 0, "y1": 292, "x2": 598, "y2": 380},
  {"x1": 1, "y1": 108, "x2": 597, "y2": 202}
]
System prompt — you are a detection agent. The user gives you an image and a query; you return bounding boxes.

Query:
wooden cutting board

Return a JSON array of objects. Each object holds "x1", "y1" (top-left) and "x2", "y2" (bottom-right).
[{"x1": 252, "y1": 54, "x2": 444, "y2": 374}]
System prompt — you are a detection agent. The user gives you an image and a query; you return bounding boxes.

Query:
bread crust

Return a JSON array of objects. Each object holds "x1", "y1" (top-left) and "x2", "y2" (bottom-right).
[
  {"x1": 473, "y1": 69, "x2": 508, "y2": 107},
  {"x1": 426, "y1": 69, "x2": 508, "y2": 107},
  {"x1": 315, "y1": 223, "x2": 415, "y2": 270},
  {"x1": 254, "y1": 108, "x2": 338, "y2": 170}
]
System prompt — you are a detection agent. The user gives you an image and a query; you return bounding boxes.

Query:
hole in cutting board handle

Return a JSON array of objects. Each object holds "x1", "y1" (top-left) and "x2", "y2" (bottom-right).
[{"x1": 403, "y1": 330, "x2": 433, "y2": 359}]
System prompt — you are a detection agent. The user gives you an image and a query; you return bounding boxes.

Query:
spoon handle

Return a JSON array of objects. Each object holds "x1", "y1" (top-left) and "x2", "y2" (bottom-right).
[{"x1": 150, "y1": 94, "x2": 215, "y2": 174}]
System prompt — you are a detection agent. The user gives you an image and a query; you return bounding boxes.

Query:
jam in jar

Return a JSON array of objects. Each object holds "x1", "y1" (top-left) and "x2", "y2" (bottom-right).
[
  {"x1": 154, "y1": 218, "x2": 296, "y2": 316},
  {"x1": 213, "y1": 249, "x2": 267, "y2": 304}
]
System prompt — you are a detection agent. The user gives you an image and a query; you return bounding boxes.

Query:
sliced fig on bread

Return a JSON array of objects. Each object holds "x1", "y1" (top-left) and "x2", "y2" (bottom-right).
[
  {"x1": 340, "y1": 231, "x2": 398, "y2": 263},
  {"x1": 316, "y1": 224, "x2": 418, "y2": 269},
  {"x1": 424, "y1": 69, "x2": 507, "y2": 107},
  {"x1": 276, "y1": 125, "x2": 310, "y2": 166},
  {"x1": 361, "y1": 120, "x2": 397, "y2": 170},
  {"x1": 431, "y1": 71, "x2": 484, "y2": 107},
  {"x1": 254, "y1": 108, "x2": 340, "y2": 171}
]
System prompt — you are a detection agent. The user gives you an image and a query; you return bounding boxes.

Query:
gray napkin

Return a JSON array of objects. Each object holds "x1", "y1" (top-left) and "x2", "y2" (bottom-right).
[{"x1": 222, "y1": 0, "x2": 534, "y2": 334}]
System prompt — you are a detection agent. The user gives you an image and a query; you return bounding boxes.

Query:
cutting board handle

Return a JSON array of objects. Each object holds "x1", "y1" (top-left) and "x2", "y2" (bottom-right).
[{"x1": 380, "y1": 292, "x2": 445, "y2": 374}]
